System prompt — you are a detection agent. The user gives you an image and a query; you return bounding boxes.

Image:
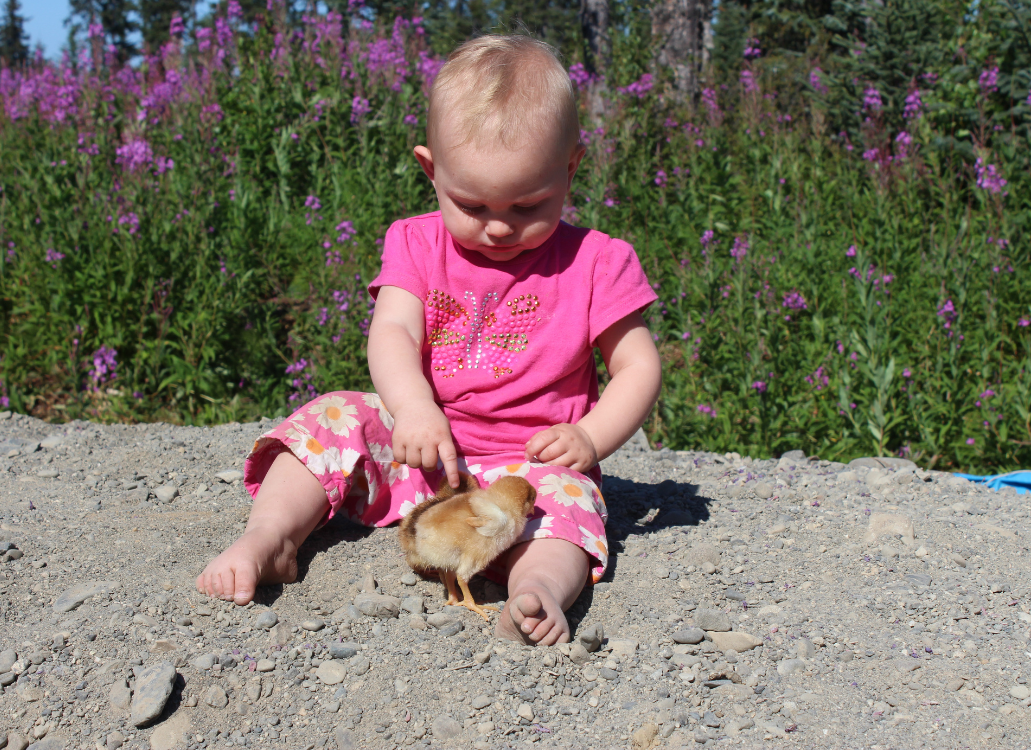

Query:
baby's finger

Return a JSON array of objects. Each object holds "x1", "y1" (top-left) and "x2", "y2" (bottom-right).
[
  {"x1": 525, "y1": 428, "x2": 558, "y2": 461},
  {"x1": 421, "y1": 444, "x2": 439, "y2": 473},
  {"x1": 438, "y1": 439, "x2": 460, "y2": 488}
]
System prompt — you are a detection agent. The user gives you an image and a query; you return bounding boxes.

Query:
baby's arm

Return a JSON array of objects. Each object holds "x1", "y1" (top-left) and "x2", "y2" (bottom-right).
[
  {"x1": 525, "y1": 311, "x2": 661, "y2": 471},
  {"x1": 368, "y1": 286, "x2": 461, "y2": 488}
]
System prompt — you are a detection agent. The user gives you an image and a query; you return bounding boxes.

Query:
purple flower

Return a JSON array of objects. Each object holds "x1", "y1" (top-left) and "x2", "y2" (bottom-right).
[
  {"x1": 227, "y1": 0, "x2": 243, "y2": 21},
  {"x1": 743, "y1": 39, "x2": 761, "y2": 59},
  {"x1": 169, "y1": 15, "x2": 185, "y2": 36},
  {"x1": 752, "y1": 381, "x2": 767, "y2": 394},
  {"x1": 730, "y1": 236, "x2": 749, "y2": 261},
  {"x1": 782, "y1": 291, "x2": 807, "y2": 310},
  {"x1": 740, "y1": 70, "x2": 759, "y2": 94},
  {"x1": 88, "y1": 22, "x2": 104, "y2": 40},
  {"x1": 809, "y1": 68, "x2": 828, "y2": 95},
  {"x1": 115, "y1": 138, "x2": 154, "y2": 172},
  {"x1": 90, "y1": 346, "x2": 118, "y2": 386},
  {"x1": 196, "y1": 27, "x2": 212, "y2": 53},
  {"x1": 895, "y1": 131, "x2": 912, "y2": 147},
  {"x1": 568, "y1": 63, "x2": 601, "y2": 91},
  {"x1": 403, "y1": 114, "x2": 418, "y2": 126},
  {"x1": 351, "y1": 96, "x2": 371, "y2": 124},
  {"x1": 45, "y1": 248, "x2": 65, "y2": 267},
  {"x1": 978, "y1": 66, "x2": 999, "y2": 95},
  {"x1": 966, "y1": 438, "x2": 975, "y2": 446},
  {"x1": 654, "y1": 170, "x2": 667, "y2": 187},
  {"x1": 1019, "y1": 318, "x2": 1030, "y2": 327},
  {"x1": 697, "y1": 404, "x2": 717, "y2": 418},
  {"x1": 805, "y1": 366, "x2": 829, "y2": 391},
  {"x1": 862, "y1": 148, "x2": 880, "y2": 162},
  {"x1": 975, "y1": 159, "x2": 1007, "y2": 195},
  {"x1": 863, "y1": 86, "x2": 882, "y2": 111},
  {"x1": 846, "y1": 245, "x2": 857, "y2": 257},
  {"x1": 618, "y1": 73, "x2": 653, "y2": 99},
  {"x1": 155, "y1": 157, "x2": 174, "y2": 175},
  {"x1": 903, "y1": 89, "x2": 923, "y2": 119},
  {"x1": 700, "y1": 230, "x2": 714, "y2": 249},
  {"x1": 417, "y1": 51, "x2": 444, "y2": 91},
  {"x1": 903, "y1": 368, "x2": 912, "y2": 378}
]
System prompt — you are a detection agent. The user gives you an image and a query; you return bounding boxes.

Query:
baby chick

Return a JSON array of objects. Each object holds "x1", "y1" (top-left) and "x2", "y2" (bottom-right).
[{"x1": 398, "y1": 473, "x2": 536, "y2": 620}]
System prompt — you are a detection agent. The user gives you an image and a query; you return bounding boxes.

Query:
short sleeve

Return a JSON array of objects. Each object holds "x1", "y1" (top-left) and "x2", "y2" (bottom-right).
[
  {"x1": 368, "y1": 219, "x2": 429, "y2": 302},
  {"x1": 588, "y1": 237, "x2": 658, "y2": 345}
]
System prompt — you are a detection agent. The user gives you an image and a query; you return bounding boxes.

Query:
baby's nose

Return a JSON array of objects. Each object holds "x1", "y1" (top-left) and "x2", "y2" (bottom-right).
[{"x1": 486, "y1": 219, "x2": 515, "y2": 237}]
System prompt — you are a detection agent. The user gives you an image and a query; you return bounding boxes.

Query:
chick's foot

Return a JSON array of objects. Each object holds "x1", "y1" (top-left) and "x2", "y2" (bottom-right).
[
  {"x1": 496, "y1": 589, "x2": 571, "y2": 646},
  {"x1": 196, "y1": 526, "x2": 299, "y2": 606}
]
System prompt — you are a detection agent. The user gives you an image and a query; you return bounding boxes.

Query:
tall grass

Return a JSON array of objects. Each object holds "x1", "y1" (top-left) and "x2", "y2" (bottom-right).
[{"x1": 0, "y1": 5, "x2": 1029, "y2": 472}]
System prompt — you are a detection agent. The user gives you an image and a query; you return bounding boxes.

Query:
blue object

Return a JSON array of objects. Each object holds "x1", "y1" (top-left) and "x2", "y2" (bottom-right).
[{"x1": 954, "y1": 471, "x2": 1031, "y2": 495}]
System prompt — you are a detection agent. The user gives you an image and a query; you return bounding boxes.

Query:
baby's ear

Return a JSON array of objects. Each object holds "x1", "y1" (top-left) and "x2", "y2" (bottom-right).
[{"x1": 413, "y1": 145, "x2": 435, "y2": 182}]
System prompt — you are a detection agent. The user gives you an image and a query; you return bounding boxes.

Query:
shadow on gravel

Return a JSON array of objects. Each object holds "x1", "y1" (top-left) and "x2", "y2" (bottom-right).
[
  {"x1": 253, "y1": 515, "x2": 376, "y2": 606},
  {"x1": 564, "y1": 476, "x2": 714, "y2": 636}
]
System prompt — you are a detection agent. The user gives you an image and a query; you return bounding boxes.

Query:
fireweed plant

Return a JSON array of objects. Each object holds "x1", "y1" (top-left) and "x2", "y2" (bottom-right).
[{"x1": 0, "y1": 3, "x2": 1029, "y2": 472}]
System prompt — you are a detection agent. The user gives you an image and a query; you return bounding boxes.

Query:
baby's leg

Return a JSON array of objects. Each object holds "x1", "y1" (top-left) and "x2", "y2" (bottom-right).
[
  {"x1": 196, "y1": 451, "x2": 328, "y2": 605},
  {"x1": 495, "y1": 538, "x2": 589, "y2": 646}
]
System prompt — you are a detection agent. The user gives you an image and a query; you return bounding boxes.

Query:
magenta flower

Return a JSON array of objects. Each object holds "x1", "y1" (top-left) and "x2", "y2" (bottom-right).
[
  {"x1": 863, "y1": 86, "x2": 882, "y2": 111},
  {"x1": 740, "y1": 70, "x2": 759, "y2": 94},
  {"x1": 116, "y1": 138, "x2": 154, "y2": 172},
  {"x1": 978, "y1": 66, "x2": 999, "y2": 95},
  {"x1": 169, "y1": 15, "x2": 185, "y2": 36},
  {"x1": 752, "y1": 381, "x2": 767, "y2": 394},
  {"x1": 90, "y1": 346, "x2": 118, "y2": 386},
  {"x1": 1019, "y1": 318, "x2": 1030, "y2": 327},
  {"x1": 45, "y1": 248, "x2": 65, "y2": 267},
  {"x1": 351, "y1": 96, "x2": 371, "y2": 124},
  {"x1": 975, "y1": 159, "x2": 1008, "y2": 195},
  {"x1": 805, "y1": 366, "x2": 829, "y2": 390},
  {"x1": 654, "y1": 170, "x2": 667, "y2": 187},
  {"x1": 700, "y1": 230, "x2": 715, "y2": 249},
  {"x1": 730, "y1": 236, "x2": 749, "y2": 261},
  {"x1": 809, "y1": 68, "x2": 828, "y2": 95},
  {"x1": 568, "y1": 63, "x2": 601, "y2": 91},
  {"x1": 966, "y1": 438, "x2": 975, "y2": 446},
  {"x1": 697, "y1": 404, "x2": 717, "y2": 418},
  {"x1": 743, "y1": 39, "x2": 761, "y2": 59},
  {"x1": 782, "y1": 291, "x2": 807, "y2": 310},
  {"x1": 846, "y1": 245, "x2": 857, "y2": 257},
  {"x1": 903, "y1": 89, "x2": 923, "y2": 119},
  {"x1": 618, "y1": 73, "x2": 653, "y2": 99}
]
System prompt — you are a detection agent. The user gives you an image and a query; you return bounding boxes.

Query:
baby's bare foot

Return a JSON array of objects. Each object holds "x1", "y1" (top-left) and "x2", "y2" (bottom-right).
[
  {"x1": 496, "y1": 588, "x2": 570, "y2": 646},
  {"x1": 196, "y1": 527, "x2": 298, "y2": 605}
]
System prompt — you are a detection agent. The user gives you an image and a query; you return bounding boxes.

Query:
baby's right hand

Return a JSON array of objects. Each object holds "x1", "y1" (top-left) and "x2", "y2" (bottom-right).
[{"x1": 391, "y1": 399, "x2": 460, "y2": 488}]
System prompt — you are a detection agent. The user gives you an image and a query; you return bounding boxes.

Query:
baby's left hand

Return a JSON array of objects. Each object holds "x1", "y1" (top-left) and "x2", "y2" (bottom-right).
[{"x1": 525, "y1": 423, "x2": 598, "y2": 473}]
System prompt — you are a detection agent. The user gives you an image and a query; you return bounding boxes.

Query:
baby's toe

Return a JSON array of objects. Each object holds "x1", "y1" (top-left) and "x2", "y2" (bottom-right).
[{"x1": 232, "y1": 566, "x2": 259, "y2": 605}]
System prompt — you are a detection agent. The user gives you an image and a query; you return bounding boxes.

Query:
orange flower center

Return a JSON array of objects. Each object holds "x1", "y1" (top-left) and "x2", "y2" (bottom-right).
[
  {"x1": 506, "y1": 463, "x2": 523, "y2": 472},
  {"x1": 324, "y1": 406, "x2": 341, "y2": 420},
  {"x1": 563, "y1": 483, "x2": 583, "y2": 498},
  {"x1": 305, "y1": 437, "x2": 325, "y2": 455}
]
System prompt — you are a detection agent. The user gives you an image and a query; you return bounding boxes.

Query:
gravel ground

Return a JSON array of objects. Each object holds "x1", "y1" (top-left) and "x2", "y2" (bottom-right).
[{"x1": 1, "y1": 409, "x2": 1030, "y2": 750}]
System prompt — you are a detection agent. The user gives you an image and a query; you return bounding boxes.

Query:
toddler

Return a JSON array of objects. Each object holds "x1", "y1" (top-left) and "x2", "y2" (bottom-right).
[{"x1": 197, "y1": 35, "x2": 662, "y2": 645}]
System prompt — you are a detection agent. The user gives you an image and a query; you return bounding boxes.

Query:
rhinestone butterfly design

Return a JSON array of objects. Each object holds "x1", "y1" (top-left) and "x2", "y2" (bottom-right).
[{"x1": 425, "y1": 289, "x2": 541, "y2": 378}]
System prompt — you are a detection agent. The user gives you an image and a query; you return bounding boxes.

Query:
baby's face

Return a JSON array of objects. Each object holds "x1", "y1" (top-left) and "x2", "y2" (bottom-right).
[{"x1": 414, "y1": 128, "x2": 585, "y2": 262}]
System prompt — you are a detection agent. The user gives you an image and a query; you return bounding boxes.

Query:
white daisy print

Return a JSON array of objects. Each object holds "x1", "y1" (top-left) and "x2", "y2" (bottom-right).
[
  {"x1": 339, "y1": 447, "x2": 360, "y2": 477},
  {"x1": 362, "y1": 393, "x2": 395, "y2": 430},
  {"x1": 525, "y1": 515, "x2": 554, "y2": 539},
  {"x1": 578, "y1": 525, "x2": 609, "y2": 566},
  {"x1": 370, "y1": 442, "x2": 409, "y2": 485},
  {"x1": 482, "y1": 462, "x2": 531, "y2": 483},
  {"x1": 537, "y1": 473, "x2": 599, "y2": 513},
  {"x1": 308, "y1": 395, "x2": 360, "y2": 436},
  {"x1": 398, "y1": 491, "x2": 427, "y2": 518},
  {"x1": 291, "y1": 434, "x2": 345, "y2": 476}
]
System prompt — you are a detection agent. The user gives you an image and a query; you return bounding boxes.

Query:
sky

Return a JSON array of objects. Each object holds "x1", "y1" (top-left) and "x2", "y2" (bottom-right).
[{"x1": 22, "y1": 0, "x2": 223, "y2": 59}]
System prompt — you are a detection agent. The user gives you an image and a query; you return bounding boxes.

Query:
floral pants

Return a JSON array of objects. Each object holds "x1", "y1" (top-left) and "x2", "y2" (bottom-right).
[{"x1": 243, "y1": 391, "x2": 610, "y2": 584}]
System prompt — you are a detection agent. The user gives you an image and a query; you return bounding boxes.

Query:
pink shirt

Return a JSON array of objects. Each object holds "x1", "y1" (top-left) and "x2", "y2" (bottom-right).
[{"x1": 369, "y1": 212, "x2": 657, "y2": 459}]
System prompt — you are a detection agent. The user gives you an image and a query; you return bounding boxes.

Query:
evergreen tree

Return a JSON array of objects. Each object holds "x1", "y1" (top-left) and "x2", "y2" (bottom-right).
[
  {"x1": 140, "y1": 0, "x2": 193, "y2": 50},
  {"x1": 711, "y1": 0, "x2": 747, "y2": 84},
  {"x1": 0, "y1": 0, "x2": 30, "y2": 67},
  {"x1": 67, "y1": 0, "x2": 141, "y2": 60}
]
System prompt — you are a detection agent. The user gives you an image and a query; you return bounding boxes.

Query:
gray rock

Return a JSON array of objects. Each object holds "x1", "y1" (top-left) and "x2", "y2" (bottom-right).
[
  {"x1": 205, "y1": 685, "x2": 229, "y2": 708},
  {"x1": 255, "y1": 611, "x2": 278, "y2": 629},
  {"x1": 754, "y1": 482, "x2": 773, "y2": 499},
  {"x1": 400, "y1": 572, "x2": 419, "y2": 586},
  {"x1": 35, "y1": 468, "x2": 59, "y2": 479},
  {"x1": 401, "y1": 596, "x2": 425, "y2": 615},
  {"x1": 39, "y1": 435, "x2": 64, "y2": 449},
  {"x1": 693, "y1": 609, "x2": 732, "y2": 632},
  {"x1": 130, "y1": 661, "x2": 177, "y2": 727},
  {"x1": 579, "y1": 623, "x2": 604, "y2": 652},
  {"x1": 599, "y1": 668, "x2": 619, "y2": 680},
  {"x1": 426, "y1": 612, "x2": 457, "y2": 630},
  {"x1": 431, "y1": 715, "x2": 463, "y2": 740},
  {"x1": 699, "y1": 561, "x2": 717, "y2": 575},
  {"x1": 300, "y1": 619, "x2": 325, "y2": 632},
  {"x1": 471, "y1": 694, "x2": 492, "y2": 710},
  {"x1": 795, "y1": 639, "x2": 817, "y2": 659},
  {"x1": 361, "y1": 571, "x2": 377, "y2": 592},
  {"x1": 334, "y1": 728, "x2": 357, "y2": 750},
  {"x1": 0, "y1": 672, "x2": 15, "y2": 686},
  {"x1": 153, "y1": 486, "x2": 178, "y2": 504},
  {"x1": 26, "y1": 739, "x2": 64, "y2": 750},
  {"x1": 215, "y1": 470, "x2": 244, "y2": 483},
  {"x1": 725, "y1": 589, "x2": 746, "y2": 601},
  {"x1": 6, "y1": 733, "x2": 30, "y2": 750},
  {"x1": 849, "y1": 456, "x2": 917, "y2": 470},
  {"x1": 777, "y1": 658, "x2": 806, "y2": 676},
  {"x1": 255, "y1": 659, "x2": 275, "y2": 672},
  {"x1": 191, "y1": 654, "x2": 218, "y2": 670},
  {"x1": 672, "y1": 628, "x2": 705, "y2": 645},
  {"x1": 350, "y1": 656, "x2": 371, "y2": 676},
  {"x1": 109, "y1": 680, "x2": 132, "y2": 711},
  {"x1": 315, "y1": 660, "x2": 347, "y2": 685},
  {"x1": 685, "y1": 544, "x2": 721, "y2": 568},
  {"x1": 328, "y1": 642, "x2": 360, "y2": 660},
  {"x1": 0, "y1": 649, "x2": 16, "y2": 673},
  {"x1": 53, "y1": 581, "x2": 119, "y2": 612},
  {"x1": 353, "y1": 593, "x2": 401, "y2": 618},
  {"x1": 568, "y1": 642, "x2": 592, "y2": 665}
]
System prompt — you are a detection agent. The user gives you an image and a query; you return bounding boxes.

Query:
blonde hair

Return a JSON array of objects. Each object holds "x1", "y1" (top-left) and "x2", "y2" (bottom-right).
[{"x1": 427, "y1": 35, "x2": 580, "y2": 153}]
